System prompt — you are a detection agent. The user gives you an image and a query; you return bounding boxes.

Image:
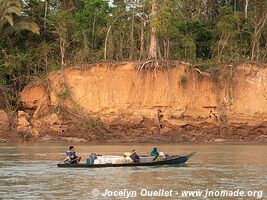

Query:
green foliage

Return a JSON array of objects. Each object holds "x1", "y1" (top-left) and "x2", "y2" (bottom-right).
[
  {"x1": 57, "y1": 82, "x2": 69, "y2": 99},
  {"x1": 0, "y1": 0, "x2": 267, "y2": 110},
  {"x1": 180, "y1": 75, "x2": 188, "y2": 88},
  {"x1": 74, "y1": 0, "x2": 110, "y2": 58},
  {"x1": 90, "y1": 118, "x2": 102, "y2": 131},
  {"x1": 57, "y1": 90, "x2": 69, "y2": 98}
]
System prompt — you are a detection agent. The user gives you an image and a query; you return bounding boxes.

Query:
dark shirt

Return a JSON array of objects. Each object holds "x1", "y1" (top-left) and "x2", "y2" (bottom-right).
[{"x1": 130, "y1": 152, "x2": 140, "y2": 163}]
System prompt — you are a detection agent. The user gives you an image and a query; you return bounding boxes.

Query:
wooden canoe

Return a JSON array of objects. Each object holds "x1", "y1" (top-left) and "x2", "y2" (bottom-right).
[{"x1": 57, "y1": 152, "x2": 195, "y2": 168}]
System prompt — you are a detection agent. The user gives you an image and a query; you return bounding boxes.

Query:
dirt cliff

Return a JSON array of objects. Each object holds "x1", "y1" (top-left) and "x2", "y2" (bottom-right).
[{"x1": 10, "y1": 62, "x2": 267, "y2": 143}]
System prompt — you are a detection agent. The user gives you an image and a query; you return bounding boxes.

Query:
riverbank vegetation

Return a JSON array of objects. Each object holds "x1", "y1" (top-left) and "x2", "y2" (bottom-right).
[{"x1": 0, "y1": 0, "x2": 267, "y2": 109}]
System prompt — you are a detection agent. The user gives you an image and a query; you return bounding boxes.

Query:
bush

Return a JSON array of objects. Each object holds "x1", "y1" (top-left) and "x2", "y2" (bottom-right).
[{"x1": 180, "y1": 75, "x2": 188, "y2": 88}]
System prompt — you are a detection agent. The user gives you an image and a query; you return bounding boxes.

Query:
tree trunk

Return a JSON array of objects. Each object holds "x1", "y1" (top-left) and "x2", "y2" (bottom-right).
[
  {"x1": 139, "y1": 3, "x2": 145, "y2": 60},
  {"x1": 163, "y1": 39, "x2": 170, "y2": 60},
  {"x1": 157, "y1": 41, "x2": 162, "y2": 59},
  {"x1": 167, "y1": 39, "x2": 170, "y2": 59},
  {"x1": 148, "y1": 0, "x2": 158, "y2": 60},
  {"x1": 44, "y1": 0, "x2": 48, "y2": 41},
  {"x1": 43, "y1": 0, "x2": 49, "y2": 73},
  {"x1": 218, "y1": 33, "x2": 230, "y2": 62},
  {"x1": 129, "y1": 10, "x2": 135, "y2": 60},
  {"x1": 104, "y1": 13, "x2": 125, "y2": 61},
  {"x1": 104, "y1": 25, "x2": 112, "y2": 61},
  {"x1": 45, "y1": 54, "x2": 48, "y2": 74},
  {"x1": 234, "y1": 0, "x2": 237, "y2": 11},
  {"x1": 245, "y1": 0, "x2": 249, "y2": 18},
  {"x1": 120, "y1": 32, "x2": 124, "y2": 60},
  {"x1": 163, "y1": 39, "x2": 167, "y2": 60},
  {"x1": 82, "y1": 30, "x2": 88, "y2": 49},
  {"x1": 92, "y1": 11, "x2": 96, "y2": 49},
  {"x1": 139, "y1": 19, "x2": 145, "y2": 60},
  {"x1": 251, "y1": 13, "x2": 267, "y2": 60},
  {"x1": 60, "y1": 36, "x2": 65, "y2": 68}
]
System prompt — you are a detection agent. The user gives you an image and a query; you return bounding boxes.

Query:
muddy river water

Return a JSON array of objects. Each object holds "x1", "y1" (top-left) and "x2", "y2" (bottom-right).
[{"x1": 0, "y1": 143, "x2": 266, "y2": 199}]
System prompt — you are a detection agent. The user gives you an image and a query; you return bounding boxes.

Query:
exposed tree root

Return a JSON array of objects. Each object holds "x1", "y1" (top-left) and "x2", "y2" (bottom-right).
[
  {"x1": 193, "y1": 68, "x2": 211, "y2": 76},
  {"x1": 137, "y1": 59, "x2": 177, "y2": 71},
  {"x1": 138, "y1": 59, "x2": 154, "y2": 70}
]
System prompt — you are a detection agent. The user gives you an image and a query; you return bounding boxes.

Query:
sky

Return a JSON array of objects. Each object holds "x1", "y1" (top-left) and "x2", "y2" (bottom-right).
[{"x1": 109, "y1": 0, "x2": 114, "y2": 7}]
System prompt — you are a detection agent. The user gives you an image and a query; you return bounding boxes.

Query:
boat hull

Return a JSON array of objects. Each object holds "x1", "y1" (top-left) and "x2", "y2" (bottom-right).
[{"x1": 57, "y1": 152, "x2": 195, "y2": 168}]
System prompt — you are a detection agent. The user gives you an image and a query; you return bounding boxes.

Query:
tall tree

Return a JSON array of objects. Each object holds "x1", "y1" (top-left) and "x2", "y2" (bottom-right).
[
  {"x1": 250, "y1": 0, "x2": 267, "y2": 60},
  {"x1": 245, "y1": 0, "x2": 249, "y2": 18},
  {"x1": 48, "y1": 11, "x2": 74, "y2": 67},
  {"x1": 148, "y1": 0, "x2": 158, "y2": 59}
]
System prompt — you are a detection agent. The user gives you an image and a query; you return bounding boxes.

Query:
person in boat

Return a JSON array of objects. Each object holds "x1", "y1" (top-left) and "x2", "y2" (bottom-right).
[
  {"x1": 65, "y1": 146, "x2": 81, "y2": 164},
  {"x1": 150, "y1": 147, "x2": 159, "y2": 161},
  {"x1": 130, "y1": 149, "x2": 140, "y2": 163}
]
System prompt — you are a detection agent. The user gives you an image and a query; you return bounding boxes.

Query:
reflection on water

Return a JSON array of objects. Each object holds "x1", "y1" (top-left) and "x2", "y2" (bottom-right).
[{"x1": 0, "y1": 144, "x2": 266, "y2": 199}]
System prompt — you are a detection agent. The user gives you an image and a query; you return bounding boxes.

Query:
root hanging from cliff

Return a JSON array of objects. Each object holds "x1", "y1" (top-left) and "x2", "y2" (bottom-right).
[
  {"x1": 138, "y1": 59, "x2": 158, "y2": 70},
  {"x1": 137, "y1": 59, "x2": 179, "y2": 71}
]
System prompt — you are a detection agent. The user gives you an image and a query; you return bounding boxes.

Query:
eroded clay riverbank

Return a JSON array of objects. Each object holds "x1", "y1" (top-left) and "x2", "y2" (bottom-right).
[{"x1": 0, "y1": 62, "x2": 266, "y2": 143}]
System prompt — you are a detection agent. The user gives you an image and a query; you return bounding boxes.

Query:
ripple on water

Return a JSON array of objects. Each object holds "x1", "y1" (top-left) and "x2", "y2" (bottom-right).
[{"x1": 0, "y1": 144, "x2": 266, "y2": 200}]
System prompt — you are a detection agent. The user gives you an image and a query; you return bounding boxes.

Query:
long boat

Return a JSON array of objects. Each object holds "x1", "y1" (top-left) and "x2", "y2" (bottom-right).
[{"x1": 57, "y1": 152, "x2": 195, "y2": 168}]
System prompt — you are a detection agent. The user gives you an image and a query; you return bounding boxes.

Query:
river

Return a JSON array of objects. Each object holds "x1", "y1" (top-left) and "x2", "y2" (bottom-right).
[{"x1": 0, "y1": 143, "x2": 266, "y2": 199}]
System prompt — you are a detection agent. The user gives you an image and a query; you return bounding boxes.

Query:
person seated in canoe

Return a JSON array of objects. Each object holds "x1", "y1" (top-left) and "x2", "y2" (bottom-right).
[
  {"x1": 130, "y1": 149, "x2": 140, "y2": 163},
  {"x1": 65, "y1": 146, "x2": 81, "y2": 164},
  {"x1": 150, "y1": 147, "x2": 159, "y2": 161}
]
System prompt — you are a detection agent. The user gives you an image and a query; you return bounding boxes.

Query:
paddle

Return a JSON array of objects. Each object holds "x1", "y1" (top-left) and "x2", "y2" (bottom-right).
[{"x1": 58, "y1": 157, "x2": 80, "y2": 164}]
